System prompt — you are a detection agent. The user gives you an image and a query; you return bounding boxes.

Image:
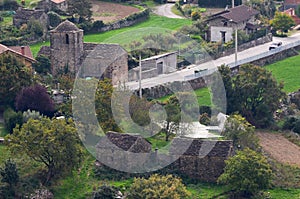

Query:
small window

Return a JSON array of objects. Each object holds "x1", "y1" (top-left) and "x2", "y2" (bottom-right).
[
  {"x1": 66, "y1": 34, "x2": 69, "y2": 44},
  {"x1": 223, "y1": 21, "x2": 228, "y2": 27}
]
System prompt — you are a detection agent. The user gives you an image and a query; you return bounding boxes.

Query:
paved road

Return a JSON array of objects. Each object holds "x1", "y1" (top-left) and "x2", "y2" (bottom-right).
[
  {"x1": 125, "y1": 32, "x2": 300, "y2": 90},
  {"x1": 153, "y1": 3, "x2": 183, "y2": 19}
]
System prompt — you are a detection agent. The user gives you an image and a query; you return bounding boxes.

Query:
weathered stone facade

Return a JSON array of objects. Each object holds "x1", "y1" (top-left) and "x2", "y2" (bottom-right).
[
  {"x1": 50, "y1": 20, "x2": 84, "y2": 75},
  {"x1": 96, "y1": 132, "x2": 233, "y2": 182},
  {"x1": 39, "y1": 20, "x2": 128, "y2": 84}
]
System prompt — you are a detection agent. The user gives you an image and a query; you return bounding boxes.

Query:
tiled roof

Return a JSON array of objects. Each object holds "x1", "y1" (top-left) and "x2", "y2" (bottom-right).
[
  {"x1": 0, "y1": 44, "x2": 35, "y2": 62},
  {"x1": 51, "y1": 20, "x2": 81, "y2": 32},
  {"x1": 285, "y1": 0, "x2": 300, "y2": 5},
  {"x1": 220, "y1": 5, "x2": 259, "y2": 23},
  {"x1": 10, "y1": 46, "x2": 34, "y2": 59},
  {"x1": 50, "y1": 0, "x2": 66, "y2": 4}
]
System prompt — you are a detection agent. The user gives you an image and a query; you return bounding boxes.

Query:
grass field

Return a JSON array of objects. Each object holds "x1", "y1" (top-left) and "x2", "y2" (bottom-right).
[
  {"x1": 30, "y1": 14, "x2": 191, "y2": 57},
  {"x1": 158, "y1": 87, "x2": 212, "y2": 107},
  {"x1": 265, "y1": 54, "x2": 300, "y2": 93}
]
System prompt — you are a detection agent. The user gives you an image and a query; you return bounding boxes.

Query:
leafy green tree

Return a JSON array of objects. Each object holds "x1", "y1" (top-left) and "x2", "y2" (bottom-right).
[
  {"x1": 3, "y1": 108, "x2": 23, "y2": 134},
  {"x1": 218, "y1": 64, "x2": 285, "y2": 128},
  {"x1": 222, "y1": 114, "x2": 259, "y2": 150},
  {"x1": 6, "y1": 117, "x2": 84, "y2": 183},
  {"x1": 271, "y1": 12, "x2": 295, "y2": 35},
  {"x1": 0, "y1": 54, "x2": 32, "y2": 107},
  {"x1": 163, "y1": 95, "x2": 181, "y2": 141},
  {"x1": 67, "y1": 0, "x2": 92, "y2": 21},
  {"x1": 128, "y1": 174, "x2": 190, "y2": 199},
  {"x1": 218, "y1": 148, "x2": 272, "y2": 197},
  {"x1": 95, "y1": 78, "x2": 120, "y2": 133}
]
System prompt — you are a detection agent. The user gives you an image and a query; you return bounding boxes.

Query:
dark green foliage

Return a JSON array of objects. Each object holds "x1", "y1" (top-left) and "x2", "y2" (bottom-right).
[
  {"x1": 283, "y1": 117, "x2": 298, "y2": 131},
  {"x1": 0, "y1": 159, "x2": 19, "y2": 188},
  {"x1": 293, "y1": 120, "x2": 300, "y2": 134},
  {"x1": 27, "y1": 18, "x2": 44, "y2": 37},
  {"x1": 0, "y1": 54, "x2": 32, "y2": 107},
  {"x1": 0, "y1": 0, "x2": 19, "y2": 11},
  {"x1": 47, "y1": 11, "x2": 61, "y2": 27},
  {"x1": 67, "y1": 0, "x2": 92, "y2": 21},
  {"x1": 92, "y1": 185, "x2": 119, "y2": 199},
  {"x1": 32, "y1": 55, "x2": 51, "y2": 74},
  {"x1": 3, "y1": 108, "x2": 23, "y2": 134},
  {"x1": 296, "y1": 5, "x2": 300, "y2": 18}
]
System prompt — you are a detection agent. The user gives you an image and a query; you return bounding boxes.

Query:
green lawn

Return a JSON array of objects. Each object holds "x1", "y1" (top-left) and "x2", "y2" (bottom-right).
[
  {"x1": 30, "y1": 14, "x2": 191, "y2": 57},
  {"x1": 157, "y1": 87, "x2": 211, "y2": 107},
  {"x1": 265, "y1": 54, "x2": 300, "y2": 93}
]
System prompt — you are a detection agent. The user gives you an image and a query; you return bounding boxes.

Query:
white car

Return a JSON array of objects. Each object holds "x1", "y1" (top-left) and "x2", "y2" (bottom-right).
[{"x1": 269, "y1": 42, "x2": 282, "y2": 50}]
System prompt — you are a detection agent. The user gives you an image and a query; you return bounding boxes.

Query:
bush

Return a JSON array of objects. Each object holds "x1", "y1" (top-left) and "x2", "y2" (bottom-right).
[
  {"x1": 128, "y1": 174, "x2": 190, "y2": 199},
  {"x1": 47, "y1": 11, "x2": 61, "y2": 27},
  {"x1": 282, "y1": 117, "x2": 297, "y2": 131},
  {"x1": 92, "y1": 185, "x2": 121, "y2": 199},
  {"x1": 293, "y1": 120, "x2": 300, "y2": 134},
  {"x1": 3, "y1": 108, "x2": 23, "y2": 134},
  {"x1": 0, "y1": 0, "x2": 19, "y2": 11},
  {"x1": 218, "y1": 148, "x2": 272, "y2": 197}
]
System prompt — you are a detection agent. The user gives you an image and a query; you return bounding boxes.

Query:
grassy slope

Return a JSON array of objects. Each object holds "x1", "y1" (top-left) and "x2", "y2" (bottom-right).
[
  {"x1": 30, "y1": 14, "x2": 191, "y2": 57},
  {"x1": 265, "y1": 54, "x2": 300, "y2": 93}
]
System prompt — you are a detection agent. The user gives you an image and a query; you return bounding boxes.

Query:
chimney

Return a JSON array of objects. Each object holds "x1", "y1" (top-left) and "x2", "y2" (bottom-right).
[
  {"x1": 232, "y1": 0, "x2": 234, "y2": 8},
  {"x1": 21, "y1": 46, "x2": 25, "y2": 55}
]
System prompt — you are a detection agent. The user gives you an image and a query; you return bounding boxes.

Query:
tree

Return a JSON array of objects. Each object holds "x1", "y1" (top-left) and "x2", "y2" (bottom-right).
[
  {"x1": 15, "y1": 84, "x2": 55, "y2": 116},
  {"x1": 271, "y1": 12, "x2": 295, "y2": 35},
  {"x1": 218, "y1": 148, "x2": 272, "y2": 197},
  {"x1": 218, "y1": 64, "x2": 285, "y2": 128},
  {"x1": 163, "y1": 95, "x2": 181, "y2": 141},
  {"x1": 67, "y1": 0, "x2": 92, "y2": 21},
  {"x1": 6, "y1": 117, "x2": 84, "y2": 183},
  {"x1": 0, "y1": 54, "x2": 32, "y2": 107},
  {"x1": 3, "y1": 108, "x2": 23, "y2": 134},
  {"x1": 222, "y1": 114, "x2": 259, "y2": 150},
  {"x1": 128, "y1": 174, "x2": 190, "y2": 199},
  {"x1": 95, "y1": 79, "x2": 120, "y2": 133},
  {"x1": 32, "y1": 55, "x2": 51, "y2": 75}
]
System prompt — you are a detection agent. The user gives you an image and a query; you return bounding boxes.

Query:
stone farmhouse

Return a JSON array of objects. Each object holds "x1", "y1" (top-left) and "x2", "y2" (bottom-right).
[
  {"x1": 0, "y1": 44, "x2": 36, "y2": 67},
  {"x1": 206, "y1": 5, "x2": 259, "y2": 43},
  {"x1": 13, "y1": 7, "x2": 49, "y2": 30},
  {"x1": 38, "y1": 20, "x2": 128, "y2": 85},
  {"x1": 96, "y1": 131, "x2": 233, "y2": 182}
]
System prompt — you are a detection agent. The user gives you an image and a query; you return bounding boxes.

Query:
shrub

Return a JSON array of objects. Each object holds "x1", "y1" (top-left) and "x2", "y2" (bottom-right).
[
  {"x1": 128, "y1": 174, "x2": 190, "y2": 199},
  {"x1": 3, "y1": 108, "x2": 23, "y2": 134},
  {"x1": 47, "y1": 11, "x2": 61, "y2": 27},
  {"x1": 218, "y1": 148, "x2": 272, "y2": 197},
  {"x1": 191, "y1": 11, "x2": 201, "y2": 21},
  {"x1": 0, "y1": 0, "x2": 19, "y2": 11},
  {"x1": 92, "y1": 185, "x2": 120, "y2": 199}
]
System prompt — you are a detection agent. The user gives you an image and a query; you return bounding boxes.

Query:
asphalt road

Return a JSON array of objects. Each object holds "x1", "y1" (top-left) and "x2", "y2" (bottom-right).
[
  {"x1": 125, "y1": 32, "x2": 300, "y2": 90},
  {"x1": 153, "y1": 3, "x2": 183, "y2": 19}
]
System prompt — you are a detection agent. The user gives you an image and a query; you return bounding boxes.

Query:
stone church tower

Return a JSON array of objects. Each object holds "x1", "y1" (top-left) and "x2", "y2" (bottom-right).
[{"x1": 50, "y1": 20, "x2": 83, "y2": 75}]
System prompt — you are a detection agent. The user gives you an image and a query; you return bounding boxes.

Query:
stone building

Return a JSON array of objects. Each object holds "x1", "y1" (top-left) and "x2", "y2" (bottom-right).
[
  {"x1": 206, "y1": 5, "x2": 259, "y2": 43},
  {"x1": 129, "y1": 52, "x2": 177, "y2": 81},
  {"x1": 13, "y1": 7, "x2": 48, "y2": 30},
  {"x1": 38, "y1": 20, "x2": 128, "y2": 84}
]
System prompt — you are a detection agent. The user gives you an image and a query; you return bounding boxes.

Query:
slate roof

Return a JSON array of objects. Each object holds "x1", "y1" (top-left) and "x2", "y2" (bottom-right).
[
  {"x1": 208, "y1": 5, "x2": 259, "y2": 23},
  {"x1": 51, "y1": 20, "x2": 81, "y2": 32},
  {"x1": 0, "y1": 44, "x2": 36, "y2": 62},
  {"x1": 96, "y1": 131, "x2": 152, "y2": 153},
  {"x1": 14, "y1": 8, "x2": 45, "y2": 21},
  {"x1": 221, "y1": 5, "x2": 259, "y2": 23}
]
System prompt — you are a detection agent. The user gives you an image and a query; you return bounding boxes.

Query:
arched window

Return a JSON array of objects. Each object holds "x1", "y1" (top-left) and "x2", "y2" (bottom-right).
[{"x1": 66, "y1": 34, "x2": 69, "y2": 44}]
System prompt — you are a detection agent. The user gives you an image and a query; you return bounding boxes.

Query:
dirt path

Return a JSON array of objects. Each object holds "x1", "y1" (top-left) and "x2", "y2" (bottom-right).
[
  {"x1": 91, "y1": 0, "x2": 140, "y2": 23},
  {"x1": 257, "y1": 132, "x2": 300, "y2": 167}
]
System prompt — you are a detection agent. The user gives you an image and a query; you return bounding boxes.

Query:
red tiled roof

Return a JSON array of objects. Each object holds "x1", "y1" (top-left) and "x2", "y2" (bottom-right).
[
  {"x1": 221, "y1": 5, "x2": 259, "y2": 23},
  {"x1": 285, "y1": 0, "x2": 300, "y2": 5},
  {"x1": 0, "y1": 44, "x2": 35, "y2": 62},
  {"x1": 50, "y1": 0, "x2": 66, "y2": 4},
  {"x1": 9, "y1": 46, "x2": 34, "y2": 59}
]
